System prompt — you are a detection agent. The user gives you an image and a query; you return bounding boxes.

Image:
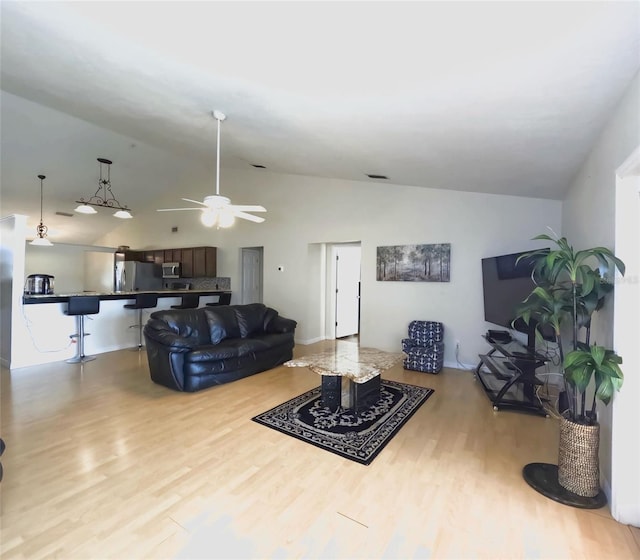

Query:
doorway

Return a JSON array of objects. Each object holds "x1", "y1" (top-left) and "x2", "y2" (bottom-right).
[
  {"x1": 331, "y1": 243, "x2": 362, "y2": 339},
  {"x1": 241, "y1": 247, "x2": 263, "y2": 304},
  {"x1": 611, "y1": 147, "x2": 640, "y2": 526}
]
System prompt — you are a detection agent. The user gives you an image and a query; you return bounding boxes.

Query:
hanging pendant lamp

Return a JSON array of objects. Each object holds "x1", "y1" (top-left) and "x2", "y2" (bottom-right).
[
  {"x1": 74, "y1": 158, "x2": 133, "y2": 218},
  {"x1": 30, "y1": 174, "x2": 53, "y2": 246}
]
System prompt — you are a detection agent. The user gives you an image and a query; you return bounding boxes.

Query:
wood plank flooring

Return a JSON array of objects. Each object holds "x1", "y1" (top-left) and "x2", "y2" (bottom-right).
[{"x1": 1, "y1": 339, "x2": 638, "y2": 559}]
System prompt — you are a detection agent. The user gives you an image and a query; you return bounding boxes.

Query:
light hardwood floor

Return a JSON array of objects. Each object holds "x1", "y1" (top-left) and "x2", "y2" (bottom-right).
[{"x1": 1, "y1": 339, "x2": 638, "y2": 559}]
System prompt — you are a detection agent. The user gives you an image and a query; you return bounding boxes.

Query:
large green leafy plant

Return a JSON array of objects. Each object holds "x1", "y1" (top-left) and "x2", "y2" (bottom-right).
[{"x1": 515, "y1": 233, "x2": 625, "y2": 425}]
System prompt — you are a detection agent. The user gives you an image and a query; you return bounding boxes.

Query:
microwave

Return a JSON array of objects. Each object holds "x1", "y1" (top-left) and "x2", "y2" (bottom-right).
[{"x1": 162, "y1": 262, "x2": 181, "y2": 278}]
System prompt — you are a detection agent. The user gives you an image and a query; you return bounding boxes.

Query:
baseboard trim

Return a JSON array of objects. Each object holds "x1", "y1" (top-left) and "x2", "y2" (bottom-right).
[
  {"x1": 296, "y1": 336, "x2": 326, "y2": 346},
  {"x1": 444, "y1": 359, "x2": 476, "y2": 371}
]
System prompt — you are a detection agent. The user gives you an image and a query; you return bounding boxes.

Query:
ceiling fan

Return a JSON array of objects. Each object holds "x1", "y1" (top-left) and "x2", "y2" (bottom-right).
[{"x1": 158, "y1": 110, "x2": 266, "y2": 228}]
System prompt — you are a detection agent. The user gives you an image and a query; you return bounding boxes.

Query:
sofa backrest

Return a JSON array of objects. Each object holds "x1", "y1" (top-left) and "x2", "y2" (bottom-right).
[
  {"x1": 147, "y1": 308, "x2": 211, "y2": 345},
  {"x1": 204, "y1": 303, "x2": 278, "y2": 342},
  {"x1": 148, "y1": 304, "x2": 281, "y2": 345},
  {"x1": 203, "y1": 305, "x2": 241, "y2": 343}
]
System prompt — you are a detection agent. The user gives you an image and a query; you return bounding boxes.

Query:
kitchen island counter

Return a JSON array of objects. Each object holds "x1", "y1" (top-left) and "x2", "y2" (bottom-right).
[
  {"x1": 13, "y1": 291, "x2": 233, "y2": 369},
  {"x1": 23, "y1": 290, "x2": 231, "y2": 305}
]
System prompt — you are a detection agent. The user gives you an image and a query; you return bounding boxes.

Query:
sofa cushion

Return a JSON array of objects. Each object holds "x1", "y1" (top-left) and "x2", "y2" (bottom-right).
[
  {"x1": 185, "y1": 338, "x2": 272, "y2": 363},
  {"x1": 147, "y1": 308, "x2": 210, "y2": 346},
  {"x1": 203, "y1": 306, "x2": 241, "y2": 343},
  {"x1": 234, "y1": 303, "x2": 270, "y2": 338}
]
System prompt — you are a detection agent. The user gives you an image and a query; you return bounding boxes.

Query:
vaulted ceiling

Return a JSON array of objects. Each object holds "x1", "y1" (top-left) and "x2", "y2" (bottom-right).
[{"x1": 1, "y1": 2, "x2": 639, "y2": 243}]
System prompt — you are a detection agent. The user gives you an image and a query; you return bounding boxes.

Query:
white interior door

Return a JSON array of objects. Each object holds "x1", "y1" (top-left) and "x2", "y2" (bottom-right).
[
  {"x1": 241, "y1": 247, "x2": 263, "y2": 304},
  {"x1": 334, "y1": 245, "x2": 361, "y2": 338}
]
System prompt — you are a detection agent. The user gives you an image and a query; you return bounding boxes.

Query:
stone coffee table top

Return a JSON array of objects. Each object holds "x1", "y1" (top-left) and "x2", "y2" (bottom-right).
[{"x1": 285, "y1": 346, "x2": 404, "y2": 383}]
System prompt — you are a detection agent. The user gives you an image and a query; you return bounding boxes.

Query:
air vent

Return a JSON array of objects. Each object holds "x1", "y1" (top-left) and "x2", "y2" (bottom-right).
[
  {"x1": 252, "y1": 164, "x2": 266, "y2": 169},
  {"x1": 55, "y1": 211, "x2": 74, "y2": 217},
  {"x1": 366, "y1": 174, "x2": 389, "y2": 180}
]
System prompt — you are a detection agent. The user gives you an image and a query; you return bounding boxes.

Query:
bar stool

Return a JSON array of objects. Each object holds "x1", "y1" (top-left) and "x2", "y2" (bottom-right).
[
  {"x1": 124, "y1": 293, "x2": 158, "y2": 349},
  {"x1": 65, "y1": 296, "x2": 100, "y2": 363},
  {"x1": 171, "y1": 294, "x2": 200, "y2": 309},
  {"x1": 206, "y1": 292, "x2": 232, "y2": 307}
]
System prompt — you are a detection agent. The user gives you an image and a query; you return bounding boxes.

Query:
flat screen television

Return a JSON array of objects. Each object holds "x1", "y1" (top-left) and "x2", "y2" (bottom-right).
[{"x1": 481, "y1": 249, "x2": 555, "y2": 352}]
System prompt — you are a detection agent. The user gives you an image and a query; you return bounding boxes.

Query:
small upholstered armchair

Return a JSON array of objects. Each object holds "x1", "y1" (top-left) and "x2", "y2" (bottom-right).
[{"x1": 401, "y1": 320, "x2": 445, "y2": 374}]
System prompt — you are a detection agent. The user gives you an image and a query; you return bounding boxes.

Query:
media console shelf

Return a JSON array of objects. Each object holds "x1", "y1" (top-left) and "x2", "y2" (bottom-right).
[{"x1": 475, "y1": 334, "x2": 549, "y2": 417}]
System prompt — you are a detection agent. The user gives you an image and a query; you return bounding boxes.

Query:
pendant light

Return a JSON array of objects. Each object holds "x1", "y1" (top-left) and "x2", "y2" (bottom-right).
[
  {"x1": 30, "y1": 174, "x2": 53, "y2": 246},
  {"x1": 74, "y1": 158, "x2": 133, "y2": 218}
]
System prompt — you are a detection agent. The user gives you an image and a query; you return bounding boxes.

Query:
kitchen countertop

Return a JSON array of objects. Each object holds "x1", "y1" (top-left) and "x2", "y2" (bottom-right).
[{"x1": 22, "y1": 289, "x2": 231, "y2": 305}]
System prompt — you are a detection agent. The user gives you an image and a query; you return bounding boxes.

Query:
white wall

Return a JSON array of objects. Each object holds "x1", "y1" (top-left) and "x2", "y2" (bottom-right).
[
  {"x1": 98, "y1": 168, "x2": 561, "y2": 368},
  {"x1": 562, "y1": 71, "x2": 639, "y2": 522},
  {"x1": 24, "y1": 242, "x2": 115, "y2": 294},
  {"x1": 0, "y1": 214, "x2": 28, "y2": 368},
  {"x1": 613, "y1": 172, "x2": 640, "y2": 526}
]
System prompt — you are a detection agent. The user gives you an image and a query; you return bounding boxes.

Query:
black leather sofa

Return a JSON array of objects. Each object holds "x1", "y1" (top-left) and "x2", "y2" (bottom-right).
[{"x1": 143, "y1": 303, "x2": 297, "y2": 392}]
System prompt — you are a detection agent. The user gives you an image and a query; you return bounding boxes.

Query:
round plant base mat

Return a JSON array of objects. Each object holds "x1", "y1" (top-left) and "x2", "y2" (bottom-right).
[{"x1": 522, "y1": 462, "x2": 607, "y2": 509}]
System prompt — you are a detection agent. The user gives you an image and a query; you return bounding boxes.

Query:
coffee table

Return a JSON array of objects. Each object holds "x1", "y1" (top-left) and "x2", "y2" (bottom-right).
[{"x1": 284, "y1": 347, "x2": 404, "y2": 412}]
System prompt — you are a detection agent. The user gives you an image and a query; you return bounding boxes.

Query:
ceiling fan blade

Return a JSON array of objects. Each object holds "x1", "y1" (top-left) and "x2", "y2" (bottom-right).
[
  {"x1": 157, "y1": 207, "x2": 203, "y2": 212},
  {"x1": 181, "y1": 198, "x2": 208, "y2": 207},
  {"x1": 234, "y1": 211, "x2": 266, "y2": 223},
  {"x1": 230, "y1": 205, "x2": 267, "y2": 212}
]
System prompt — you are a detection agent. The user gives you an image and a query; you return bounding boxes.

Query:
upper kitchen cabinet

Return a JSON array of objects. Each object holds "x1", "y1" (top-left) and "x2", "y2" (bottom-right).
[
  {"x1": 180, "y1": 248, "x2": 193, "y2": 278},
  {"x1": 136, "y1": 246, "x2": 216, "y2": 277},
  {"x1": 164, "y1": 249, "x2": 181, "y2": 263},
  {"x1": 143, "y1": 251, "x2": 164, "y2": 264},
  {"x1": 193, "y1": 247, "x2": 217, "y2": 277},
  {"x1": 122, "y1": 249, "x2": 142, "y2": 261}
]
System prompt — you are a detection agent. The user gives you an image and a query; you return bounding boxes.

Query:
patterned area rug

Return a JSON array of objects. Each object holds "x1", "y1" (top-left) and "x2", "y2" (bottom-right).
[{"x1": 252, "y1": 380, "x2": 434, "y2": 465}]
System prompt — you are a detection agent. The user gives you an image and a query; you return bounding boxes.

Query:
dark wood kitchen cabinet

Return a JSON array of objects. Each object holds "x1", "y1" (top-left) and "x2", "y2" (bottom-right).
[
  {"x1": 122, "y1": 249, "x2": 142, "y2": 261},
  {"x1": 144, "y1": 250, "x2": 164, "y2": 264},
  {"x1": 180, "y1": 248, "x2": 194, "y2": 277},
  {"x1": 135, "y1": 246, "x2": 216, "y2": 277},
  {"x1": 193, "y1": 246, "x2": 217, "y2": 277},
  {"x1": 164, "y1": 249, "x2": 180, "y2": 263}
]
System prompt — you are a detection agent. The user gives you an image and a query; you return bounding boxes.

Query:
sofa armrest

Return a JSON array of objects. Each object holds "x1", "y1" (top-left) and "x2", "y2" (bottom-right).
[
  {"x1": 267, "y1": 315, "x2": 297, "y2": 334},
  {"x1": 143, "y1": 319, "x2": 196, "y2": 353}
]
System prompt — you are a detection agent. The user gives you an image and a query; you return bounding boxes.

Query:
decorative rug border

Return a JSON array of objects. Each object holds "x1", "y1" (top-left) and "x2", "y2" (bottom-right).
[{"x1": 252, "y1": 380, "x2": 434, "y2": 465}]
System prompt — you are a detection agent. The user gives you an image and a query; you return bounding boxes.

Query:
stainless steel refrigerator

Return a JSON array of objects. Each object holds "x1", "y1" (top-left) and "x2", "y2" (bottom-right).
[{"x1": 114, "y1": 253, "x2": 162, "y2": 292}]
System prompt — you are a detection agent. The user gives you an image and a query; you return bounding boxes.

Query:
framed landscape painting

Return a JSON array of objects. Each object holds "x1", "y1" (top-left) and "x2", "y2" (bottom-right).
[{"x1": 377, "y1": 243, "x2": 450, "y2": 282}]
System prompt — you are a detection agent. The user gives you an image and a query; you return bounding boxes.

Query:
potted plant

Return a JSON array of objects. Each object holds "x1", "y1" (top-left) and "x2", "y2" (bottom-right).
[{"x1": 515, "y1": 232, "x2": 625, "y2": 507}]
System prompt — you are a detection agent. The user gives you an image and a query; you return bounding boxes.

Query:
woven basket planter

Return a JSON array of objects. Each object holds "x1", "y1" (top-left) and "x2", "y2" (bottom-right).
[{"x1": 557, "y1": 416, "x2": 601, "y2": 497}]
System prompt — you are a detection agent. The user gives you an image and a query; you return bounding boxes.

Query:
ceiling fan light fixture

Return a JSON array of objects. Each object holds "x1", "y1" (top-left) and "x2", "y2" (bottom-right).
[
  {"x1": 30, "y1": 174, "x2": 53, "y2": 246},
  {"x1": 157, "y1": 110, "x2": 266, "y2": 225},
  {"x1": 218, "y1": 208, "x2": 236, "y2": 228},
  {"x1": 201, "y1": 209, "x2": 218, "y2": 227}
]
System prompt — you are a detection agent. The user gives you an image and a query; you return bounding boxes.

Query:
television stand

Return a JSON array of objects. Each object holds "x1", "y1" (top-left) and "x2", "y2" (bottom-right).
[{"x1": 475, "y1": 335, "x2": 549, "y2": 417}]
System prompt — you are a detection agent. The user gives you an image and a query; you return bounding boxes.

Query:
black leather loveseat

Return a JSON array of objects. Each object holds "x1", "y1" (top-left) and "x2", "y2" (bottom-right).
[{"x1": 143, "y1": 303, "x2": 297, "y2": 392}]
